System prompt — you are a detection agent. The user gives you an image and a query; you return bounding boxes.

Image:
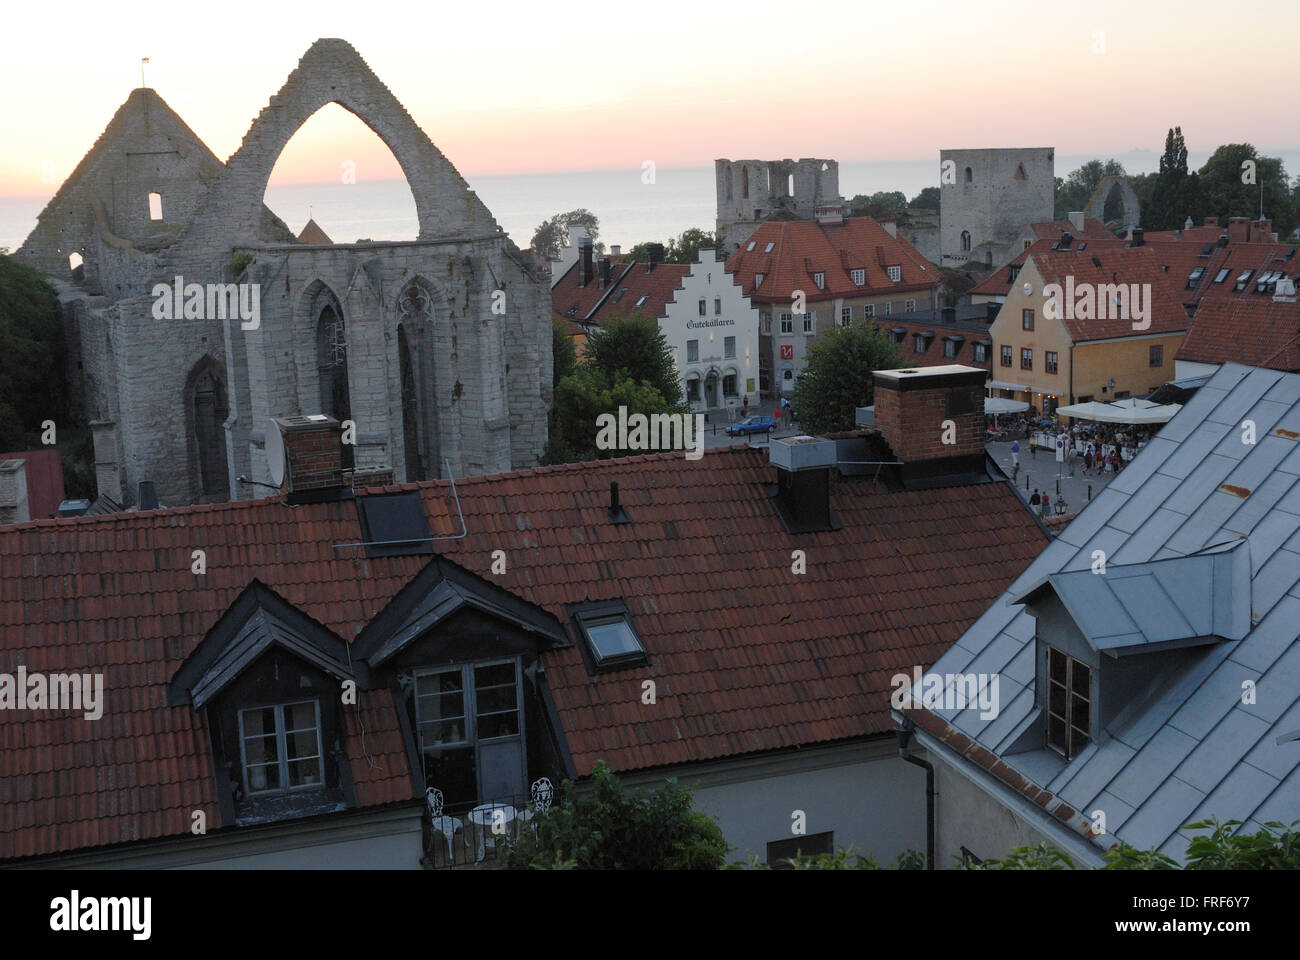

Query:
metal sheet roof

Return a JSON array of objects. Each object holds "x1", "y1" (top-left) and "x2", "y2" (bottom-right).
[{"x1": 921, "y1": 363, "x2": 1300, "y2": 861}]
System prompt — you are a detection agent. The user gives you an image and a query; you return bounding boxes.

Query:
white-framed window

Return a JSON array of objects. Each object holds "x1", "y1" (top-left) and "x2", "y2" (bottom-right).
[
  {"x1": 841, "y1": 306, "x2": 852, "y2": 326},
  {"x1": 1045, "y1": 646, "x2": 1090, "y2": 760},
  {"x1": 780, "y1": 313, "x2": 794, "y2": 334},
  {"x1": 887, "y1": 265, "x2": 902, "y2": 283},
  {"x1": 803, "y1": 312, "x2": 814, "y2": 334},
  {"x1": 905, "y1": 298, "x2": 916, "y2": 311},
  {"x1": 864, "y1": 304, "x2": 875, "y2": 317},
  {"x1": 760, "y1": 312, "x2": 772, "y2": 334},
  {"x1": 943, "y1": 339, "x2": 958, "y2": 358},
  {"x1": 884, "y1": 302, "x2": 892, "y2": 315},
  {"x1": 754, "y1": 273, "x2": 765, "y2": 289},
  {"x1": 714, "y1": 296, "x2": 722, "y2": 315},
  {"x1": 239, "y1": 700, "x2": 324, "y2": 794},
  {"x1": 414, "y1": 660, "x2": 522, "y2": 752},
  {"x1": 687, "y1": 339, "x2": 699, "y2": 362},
  {"x1": 724, "y1": 336, "x2": 736, "y2": 359},
  {"x1": 813, "y1": 272, "x2": 825, "y2": 289},
  {"x1": 851, "y1": 268, "x2": 865, "y2": 286}
]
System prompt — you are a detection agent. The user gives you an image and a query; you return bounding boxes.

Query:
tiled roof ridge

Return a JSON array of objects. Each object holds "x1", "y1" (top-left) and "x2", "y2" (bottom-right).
[{"x1": 910, "y1": 705, "x2": 1116, "y2": 854}]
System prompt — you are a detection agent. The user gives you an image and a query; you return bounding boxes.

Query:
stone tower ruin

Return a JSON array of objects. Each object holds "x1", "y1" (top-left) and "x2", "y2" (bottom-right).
[
  {"x1": 714, "y1": 158, "x2": 841, "y2": 253},
  {"x1": 938, "y1": 147, "x2": 1054, "y2": 269}
]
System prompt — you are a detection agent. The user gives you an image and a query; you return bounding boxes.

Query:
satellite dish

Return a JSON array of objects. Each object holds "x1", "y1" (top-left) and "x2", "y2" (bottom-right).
[{"x1": 266, "y1": 418, "x2": 287, "y2": 487}]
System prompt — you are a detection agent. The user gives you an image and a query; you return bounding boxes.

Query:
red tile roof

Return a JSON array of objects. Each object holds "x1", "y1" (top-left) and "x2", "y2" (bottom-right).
[
  {"x1": 1028, "y1": 219, "x2": 1113, "y2": 241},
  {"x1": 871, "y1": 321, "x2": 992, "y2": 370},
  {"x1": 0, "y1": 449, "x2": 66, "y2": 521},
  {"x1": 725, "y1": 217, "x2": 941, "y2": 303},
  {"x1": 970, "y1": 236, "x2": 1126, "y2": 298},
  {"x1": 1029, "y1": 246, "x2": 1190, "y2": 342},
  {"x1": 0, "y1": 445, "x2": 1046, "y2": 860},
  {"x1": 1177, "y1": 297, "x2": 1300, "y2": 370},
  {"x1": 551, "y1": 258, "x2": 690, "y2": 326}
]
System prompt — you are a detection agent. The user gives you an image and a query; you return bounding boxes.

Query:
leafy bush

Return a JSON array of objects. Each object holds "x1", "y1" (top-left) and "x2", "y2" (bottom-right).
[{"x1": 503, "y1": 761, "x2": 728, "y2": 870}]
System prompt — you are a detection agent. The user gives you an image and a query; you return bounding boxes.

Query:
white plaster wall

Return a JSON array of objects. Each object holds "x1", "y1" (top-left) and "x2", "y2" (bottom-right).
[{"x1": 661, "y1": 249, "x2": 762, "y2": 412}]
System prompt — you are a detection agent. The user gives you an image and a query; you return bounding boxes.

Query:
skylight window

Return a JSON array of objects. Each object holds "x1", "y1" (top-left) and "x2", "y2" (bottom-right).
[
  {"x1": 571, "y1": 601, "x2": 646, "y2": 671},
  {"x1": 764, "y1": 242, "x2": 775, "y2": 253},
  {"x1": 1234, "y1": 270, "x2": 1253, "y2": 291},
  {"x1": 1213, "y1": 268, "x2": 1230, "y2": 283},
  {"x1": 355, "y1": 491, "x2": 434, "y2": 558},
  {"x1": 1186, "y1": 266, "x2": 1204, "y2": 289},
  {"x1": 635, "y1": 294, "x2": 649, "y2": 307},
  {"x1": 746, "y1": 241, "x2": 757, "y2": 252}
]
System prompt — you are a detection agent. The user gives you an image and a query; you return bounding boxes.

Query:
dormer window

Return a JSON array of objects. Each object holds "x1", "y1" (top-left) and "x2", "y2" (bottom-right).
[
  {"x1": 754, "y1": 273, "x2": 765, "y2": 289},
  {"x1": 572, "y1": 601, "x2": 646, "y2": 671},
  {"x1": 1045, "y1": 646, "x2": 1091, "y2": 760},
  {"x1": 851, "y1": 268, "x2": 865, "y2": 286},
  {"x1": 813, "y1": 272, "x2": 825, "y2": 289},
  {"x1": 239, "y1": 700, "x2": 324, "y2": 794},
  {"x1": 887, "y1": 266, "x2": 902, "y2": 283}
]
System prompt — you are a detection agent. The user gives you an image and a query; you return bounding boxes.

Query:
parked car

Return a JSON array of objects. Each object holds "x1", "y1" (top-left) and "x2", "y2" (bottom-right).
[{"x1": 726, "y1": 415, "x2": 776, "y2": 436}]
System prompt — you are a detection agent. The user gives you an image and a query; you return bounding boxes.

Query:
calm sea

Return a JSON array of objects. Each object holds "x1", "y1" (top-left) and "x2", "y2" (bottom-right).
[{"x1": 4, "y1": 150, "x2": 1297, "y2": 255}]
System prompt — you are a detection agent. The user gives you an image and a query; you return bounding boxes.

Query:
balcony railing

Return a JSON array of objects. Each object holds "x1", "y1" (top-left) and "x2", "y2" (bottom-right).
[{"x1": 422, "y1": 788, "x2": 560, "y2": 869}]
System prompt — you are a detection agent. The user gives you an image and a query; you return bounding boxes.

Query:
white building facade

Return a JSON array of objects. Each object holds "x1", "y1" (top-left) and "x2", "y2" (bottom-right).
[{"x1": 660, "y1": 249, "x2": 762, "y2": 414}]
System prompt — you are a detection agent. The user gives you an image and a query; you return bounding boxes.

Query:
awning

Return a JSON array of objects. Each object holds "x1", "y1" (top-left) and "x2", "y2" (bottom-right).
[
  {"x1": 1056, "y1": 398, "x2": 1183, "y2": 424},
  {"x1": 1034, "y1": 388, "x2": 1067, "y2": 398},
  {"x1": 989, "y1": 380, "x2": 1030, "y2": 392},
  {"x1": 985, "y1": 397, "x2": 1029, "y2": 414}
]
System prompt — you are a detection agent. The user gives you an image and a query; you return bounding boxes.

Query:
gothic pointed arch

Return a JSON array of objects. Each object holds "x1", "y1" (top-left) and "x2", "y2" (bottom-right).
[
  {"x1": 182, "y1": 39, "x2": 500, "y2": 247},
  {"x1": 395, "y1": 277, "x2": 445, "y2": 481},
  {"x1": 183, "y1": 355, "x2": 230, "y2": 503}
]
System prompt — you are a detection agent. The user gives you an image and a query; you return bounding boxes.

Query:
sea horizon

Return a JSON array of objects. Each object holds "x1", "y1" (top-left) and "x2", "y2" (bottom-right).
[{"x1": 4, "y1": 148, "x2": 1298, "y2": 255}]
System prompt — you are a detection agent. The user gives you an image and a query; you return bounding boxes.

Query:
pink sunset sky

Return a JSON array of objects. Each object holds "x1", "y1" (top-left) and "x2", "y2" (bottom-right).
[{"x1": 1, "y1": 0, "x2": 1296, "y2": 197}]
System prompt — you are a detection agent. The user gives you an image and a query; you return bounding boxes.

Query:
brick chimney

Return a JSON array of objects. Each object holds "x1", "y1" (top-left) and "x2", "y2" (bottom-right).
[
  {"x1": 0, "y1": 459, "x2": 30, "y2": 524},
  {"x1": 578, "y1": 237, "x2": 594, "y2": 287},
  {"x1": 1227, "y1": 217, "x2": 1251, "y2": 242},
  {"x1": 767, "y1": 435, "x2": 839, "y2": 533},
  {"x1": 1251, "y1": 219, "x2": 1274, "y2": 242},
  {"x1": 1204, "y1": 216, "x2": 1219, "y2": 227},
  {"x1": 272, "y1": 415, "x2": 349, "y2": 500},
  {"x1": 872, "y1": 365, "x2": 986, "y2": 487}
]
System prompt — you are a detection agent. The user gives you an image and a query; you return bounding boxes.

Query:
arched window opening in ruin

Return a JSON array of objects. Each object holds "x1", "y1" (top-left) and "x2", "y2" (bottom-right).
[
  {"x1": 189, "y1": 363, "x2": 230, "y2": 502},
  {"x1": 148, "y1": 192, "x2": 163, "y2": 221},
  {"x1": 725, "y1": 165, "x2": 733, "y2": 202},
  {"x1": 397, "y1": 322, "x2": 425, "y2": 483},
  {"x1": 315, "y1": 302, "x2": 355, "y2": 468},
  {"x1": 68, "y1": 252, "x2": 84, "y2": 280},
  {"x1": 742, "y1": 167, "x2": 750, "y2": 200},
  {"x1": 964, "y1": 167, "x2": 973, "y2": 184},
  {"x1": 265, "y1": 102, "x2": 419, "y2": 243},
  {"x1": 961, "y1": 230, "x2": 971, "y2": 252},
  {"x1": 787, "y1": 173, "x2": 794, "y2": 197},
  {"x1": 1103, "y1": 182, "x2": 1125, "y2": 223}
]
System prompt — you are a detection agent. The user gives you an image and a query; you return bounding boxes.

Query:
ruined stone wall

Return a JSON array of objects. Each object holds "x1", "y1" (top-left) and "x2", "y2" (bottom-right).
[
  {"x1": 18, "y1": 39, "x2": 550, "y2": 508},
  {"x1": 715, "y1": 157, "x2": 840, "y2": 253}
]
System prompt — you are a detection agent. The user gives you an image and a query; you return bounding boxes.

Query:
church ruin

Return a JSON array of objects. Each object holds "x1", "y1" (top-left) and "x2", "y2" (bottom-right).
[{"x1": 17, "y1": 39, "x2": 551, "y2": 507}]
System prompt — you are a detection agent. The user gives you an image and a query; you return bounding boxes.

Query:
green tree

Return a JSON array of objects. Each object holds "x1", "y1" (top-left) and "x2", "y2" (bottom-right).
[
  {"x1": 1197, "y1": 145, "x2": 1296, "y2": 238},
  {"x1": 909, "y1": 186, "x2": 940, "y2": 211},
  {"x1": 531, "y1": 208, "x2": 601, "y2": 260},
  {"x1": 550, "y1": 316, "x2": 576, "y2": 388},
  {"x1": 583, "y1": 311, "x2": 682, "y2": 406},
  {"x1": 790, "y1": 323, "x2": 904, "y2": 435},
  {"x1": 503, "y1": 761, "x2": 728, "y2": 869},
  {"x1": 624, "y1": 227, "x2": 721, "y2": 265},
  {"x1": 848, "y1": 190, "x2": 908, "y2": 219},
  {"x1": 1142, "y1": 127, "x2": 1203, "y2": 230},
  {"x1": 0, "y1": 254, "x2": 68, "y2": 450},
  {"x1": 1054, "y1": 159, "x2": 1127, "y2": 220},
  {"x1": 548, "y1": 366, "x2": 677, "y2": 463}
]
